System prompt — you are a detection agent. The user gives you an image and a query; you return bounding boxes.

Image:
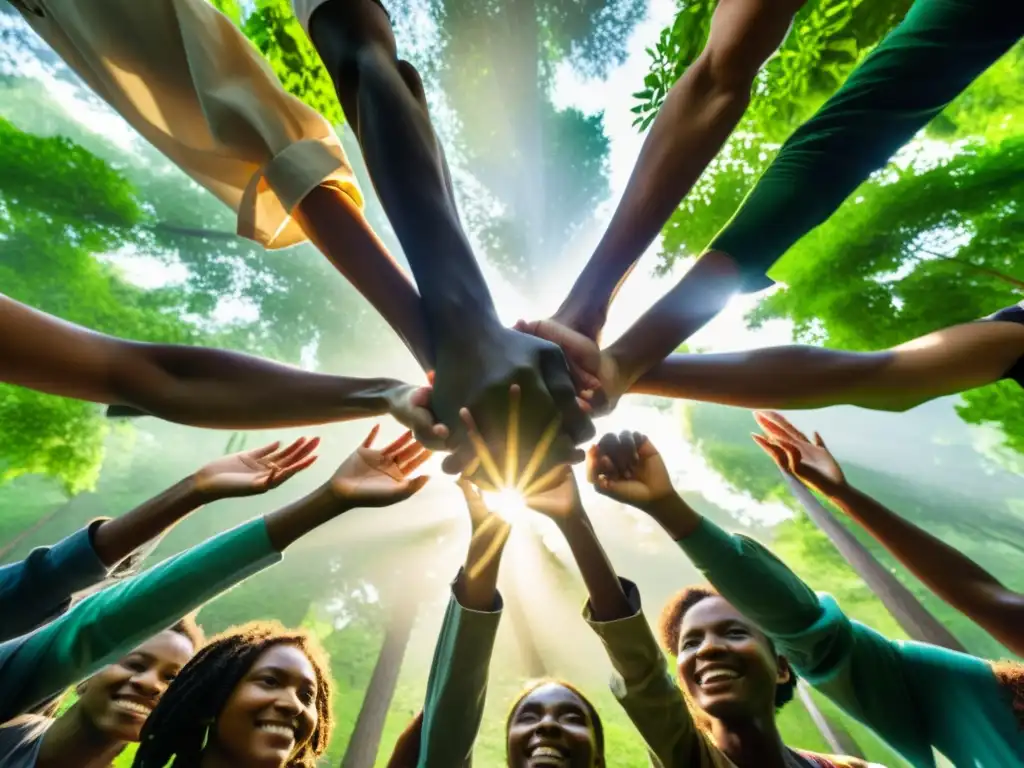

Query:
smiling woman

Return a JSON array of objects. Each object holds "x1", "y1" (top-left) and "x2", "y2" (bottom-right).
[{"x1": 131, "y1": 621, "x2": 334, "y2": 768}]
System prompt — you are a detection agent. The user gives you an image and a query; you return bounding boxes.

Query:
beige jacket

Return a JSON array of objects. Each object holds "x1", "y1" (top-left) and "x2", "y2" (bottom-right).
[{"x1": 11, "y1": 0, "x2": 362, "y2": 248}]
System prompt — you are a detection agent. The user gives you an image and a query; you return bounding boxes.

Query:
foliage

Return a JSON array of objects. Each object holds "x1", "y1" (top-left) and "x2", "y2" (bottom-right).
[{"x1": 634, "y1": 0, "x2": 914, "y2": 133}]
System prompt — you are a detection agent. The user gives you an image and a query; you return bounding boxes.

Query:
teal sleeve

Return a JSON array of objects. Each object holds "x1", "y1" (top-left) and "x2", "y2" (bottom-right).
[
  {"x1": 709, "y1": 0, "x2": 1024, "y2": 292},
  {"x1": 0, "y1": 518, "x2": 280, "y2": 721},
  {"x1": 0, "y1": 522, "x2": 113, "y2": 641},
  {"x1": 418, "y1": 570, "x2": 503, "y2": 768},
  {"x1": 677, "y1": 518, "x2": 980, "y2": 768}
]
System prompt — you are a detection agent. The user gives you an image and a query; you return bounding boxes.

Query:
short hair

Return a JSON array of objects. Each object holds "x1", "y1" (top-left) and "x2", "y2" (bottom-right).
[
  {"x1": 506, "y1": 679, "x2": 605, "y2": 760},
  {"x1": 658, "y1": 586, "x2": 797, "y2": 710},
  {"x1": 132, "y1": 621, "x2": 333, "y2": 768}
]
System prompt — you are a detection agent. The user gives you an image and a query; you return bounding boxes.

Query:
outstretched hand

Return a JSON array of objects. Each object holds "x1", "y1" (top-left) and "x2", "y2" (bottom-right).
[
  {"x1": 330, "y1": 426, "x2": 431, "y2": 507},
  {"x1": 588, "y1": 431, "x2": 675, "y2": 511},
  {"x1": 193, "y1": 438, "x2": 320, "y2": 499},
  {"x1": 752, "y1": 412, "x2": 847, "y2": 497}
]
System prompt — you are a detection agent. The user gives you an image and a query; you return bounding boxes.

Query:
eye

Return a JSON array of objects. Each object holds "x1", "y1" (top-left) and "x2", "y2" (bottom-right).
[
  {"x1": 258, "y1": 675, "x2": 281, "y2": 688},
  {"x1": 123, "y1": 659, "x2": 147, "y2": 673},
  {"x1": 727, "y1": 628, "x2": 749, "y2": 638},
  {"x1": 299, "y1": 687, "x2": 315, "y2": 705},
  {"x1": 517, "y1": 712, "x2": 540, "y2": 724},
  {"x1": 680, "y1": 637, "x2": 699, "y2": 651},
  {"x1": 561, "y1": 712, "x2": 585, "y2": 725}
]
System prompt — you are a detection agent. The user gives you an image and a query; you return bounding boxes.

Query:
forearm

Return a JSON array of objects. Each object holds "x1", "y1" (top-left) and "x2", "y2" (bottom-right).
[
  {"x1": 658, "y1": 498, "x2": 822, "y2": 635},
  {"x1": 120, "y1": 345, "x2": 403, "y2": 428},
  {"x1": 262, "y1": 485, "x2": 350, "y2": 551},
  {"x1": 603, "y1": 253, "x2": 740, "y2": 389},
  {"x1": 830, "y1": 485, "x2": 1013, "y2": 617},
  {"x1": 456, "y1": 525, "x2": 507, "y2": 612},
  {"x1": 90, "y1": 477, "x2": 205, "y2": 568},
  {"x1": 294, "y1": 185, "x2": 434, "y2": 370},
  {"x1": 558, "y1": 514, "x2": 632, "y2": 622}
]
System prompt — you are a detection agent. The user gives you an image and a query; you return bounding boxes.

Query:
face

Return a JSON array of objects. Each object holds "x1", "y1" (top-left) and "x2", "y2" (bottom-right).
[
  {"x1": 77, "y1": 630, "x2": 195, "y2": 741},
  {"x1": 676, "y1": 597, "x2": 789, "y2": 720},
  {"x1": 212, "y1": 644, "x2": 319, "y2": 768},
  {"x1": 506, "y1": 683, "x2": 601, "y2": 768}
]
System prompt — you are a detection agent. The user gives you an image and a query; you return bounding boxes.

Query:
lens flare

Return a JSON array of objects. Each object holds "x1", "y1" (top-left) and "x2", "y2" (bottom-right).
[{"x1": 483, "y1": 487, "x2": 531, "y2": 524}]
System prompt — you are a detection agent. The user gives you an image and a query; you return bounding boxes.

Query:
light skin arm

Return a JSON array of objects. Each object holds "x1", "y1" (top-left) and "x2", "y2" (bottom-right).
[
  {"x1": 553, "y1": 0, "x2": 804, "y2": 340},
  {"x1": 91, "y1": 438, "x2": 319, "y2": 568},
  {"x1": 753, "y1": 410, "x2": 1024, "y2": 657},
  {"x1": 0, "y1": 293, "x2": 446, "y2": 446}
]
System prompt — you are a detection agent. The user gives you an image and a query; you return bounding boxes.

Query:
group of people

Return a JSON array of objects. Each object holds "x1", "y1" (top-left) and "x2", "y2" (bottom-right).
[{"x1": 1, "y1": 0, "x2": 1022, "y2": 764}]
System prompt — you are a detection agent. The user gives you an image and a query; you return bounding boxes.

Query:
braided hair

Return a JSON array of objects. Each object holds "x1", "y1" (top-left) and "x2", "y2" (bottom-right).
[{"x1": 132, "y1": 620, "x2": 333, "y2": 768}]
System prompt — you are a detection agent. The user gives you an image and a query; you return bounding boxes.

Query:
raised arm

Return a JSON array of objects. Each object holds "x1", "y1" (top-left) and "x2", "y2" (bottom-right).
[
  {"x1": 753, "y1": 411, "x2": 1024, "y2": 657},
  {"x1": 0, "y1": 437, "x2": 317, "y2": 642},
  {"x1": 526, "y1": 466, "x2": 703, "y2": 766},
  {"x1": 418, "y1": 480, "x2": 510, "y2": 768},
  {"x1": 0, "y1": 428, "x2": 429, "y2": 720}
]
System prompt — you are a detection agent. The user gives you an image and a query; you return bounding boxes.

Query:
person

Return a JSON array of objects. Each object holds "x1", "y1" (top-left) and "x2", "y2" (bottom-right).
[
  {"x1": 0, "y1": 437, "x2": 316, "y2": 644},
  {"x1": 130, "y1": 620, "x2": 332, "y2": 768},
  {"x1": 522, "y1": 0, "x2": 1024, "y2": 402},
  {"x1": 751, "y1": 410, "x2": 1024, "y2": 658},
  {"x1": 0, "y1": 617, "x2": 204, "y2": 767},
  {"x1": 0, "y1": 427, "x2": 430, "y2": 722},
  {"x1": 293, "y1": 0, "x2": 594, "y2": 470},
  {"x1": 591, "y1": 430, "x2": 1024, "y2": 768},
  {"x1": 524, "y1": 464, "x2": 869, "y2": 768},
  {"x1": 8, "y1": 0, "x2": 433, "y2": 372},
  {"x1": 411, "y1": 471, "x2": 606, "y2": 767},
  {"x1": 0, "y1": 294, "x2": 445, "y2": 444},
  {"x1": 515, "y1": 298, "x2": 1024, "y2": 417}
]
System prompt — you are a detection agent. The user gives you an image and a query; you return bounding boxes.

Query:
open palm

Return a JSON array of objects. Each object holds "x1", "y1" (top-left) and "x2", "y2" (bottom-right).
[
  {"x1": 330, "y1": 427, "x2": 431, "y2": 507},
  {"x1": 193, "y1": 438, "x2": 320, "y2": 499},
  {"x1": 752, "y1": 411, "x2": 847, "y2": 496},
  {"x1": 588, "y1": 434, "x2": 674, "y2": 511},
  {"x1": 525, "y1": 467, "x2": 583, "y2": 521}
]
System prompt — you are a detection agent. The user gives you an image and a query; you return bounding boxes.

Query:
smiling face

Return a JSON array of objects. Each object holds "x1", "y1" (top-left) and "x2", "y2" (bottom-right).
[
  {"x1": 676, "y1": 596, "x2": 790, "y2": 721},
  {"x1": 77, "y1": 629, "x2": 195, "y2": 741},
  {"x1": 211, "y1": 644, "x2": 319, "y2": 768},
  {"x1": 506, "y1": 683, "x2": 602, "y2": 768}
]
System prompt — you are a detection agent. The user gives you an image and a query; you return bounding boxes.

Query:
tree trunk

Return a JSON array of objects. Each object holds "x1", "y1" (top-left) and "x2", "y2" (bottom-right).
[
  {"x1": 795, "y1": 681, "x2": 864, "y2": 758},
  {"x1": 782, "y1": 474, "x2": 966, "y2": 651},
  {"x1": 340, "y1": 578, "x2": 420, "y2": 768}
]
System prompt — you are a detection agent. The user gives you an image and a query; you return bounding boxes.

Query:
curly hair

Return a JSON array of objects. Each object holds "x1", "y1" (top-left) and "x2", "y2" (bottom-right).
[
  {"x1": 507, "y1": 679, "x2": 605, "y2": 760},
  {"x1": 132, "y1": 620, "x2": 333, "y2": 768},
  {"x1": 992, "y1": 660, "x2": 1024, "y2": 730},
  {"x1": 657, "y1": 586, "x2": 797, "y2": 710}
]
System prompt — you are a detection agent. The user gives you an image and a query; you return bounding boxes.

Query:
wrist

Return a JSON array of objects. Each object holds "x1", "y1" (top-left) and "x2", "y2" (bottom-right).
[
  {"x1": 554, "y1": 298, "x2": 606, "y2": 341},
  {"x1": 322, "y1": 481, "x2": 357, "y2": 511},
  {"x1": 646, "y1": 493, "x2": 700, "y2": 540},
  {"x1": 180, "y1": 473, "x2": 215, "y2": 505}
]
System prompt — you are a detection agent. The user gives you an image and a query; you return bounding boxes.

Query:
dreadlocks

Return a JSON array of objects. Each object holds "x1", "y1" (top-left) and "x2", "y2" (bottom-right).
[{"x1": 132, "y1": 620, "x2": 333, "y2": 768}]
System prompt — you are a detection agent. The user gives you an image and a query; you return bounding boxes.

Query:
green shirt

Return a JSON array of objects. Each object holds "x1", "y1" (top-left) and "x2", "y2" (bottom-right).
[
  {"x1": 678, "y1": 518, "x2": 1022, "y2": 768},
  {"x1": 418, "y1": 571, "x2": 503, "y2": 768},
  {"x1": 0, "y1": 518, "x2": 280, "y2": 721}
]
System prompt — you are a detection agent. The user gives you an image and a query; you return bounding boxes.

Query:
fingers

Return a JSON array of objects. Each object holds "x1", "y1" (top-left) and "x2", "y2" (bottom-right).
[
  {"x1": 755, "y1": 411, "x2": 809, "y2": 444},
  {"x1": 751, "y1": 433, "x2": 788, "y2": 468},
  {"x1": 382, "y1": 430, "x2": 415, "y2": 456},
  {"x1": 442, "y1": 443, "x2": 475, "y2": 475},
  {"x1": 362, "y1": 424, "x2": 382, "y2": 449},
  {"x1": 250, "y1": 441, "x2": 282, "y2": 459},
  {"x1": 595, "y1": 432, "x2": 635, "y2": 478},
  {"x1": 269, "y1": 454, "x2": 319, "y2": 486},
  {"x1": 399, "y1": 446, "x2": 432, "y2": 475},
  {"x1": 401, "y1": 475, "x2": 430, "y2": 497},
  {"x1": 267, "y1": 437, "x2": 321, "y2": 468},
  {"x1": 541, "y1": 349, "x2": 595, "y2": 445}
]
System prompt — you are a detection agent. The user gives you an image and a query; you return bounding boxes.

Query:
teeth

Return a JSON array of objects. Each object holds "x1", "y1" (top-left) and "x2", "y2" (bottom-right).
[
  {"x1": 258, "y1": 724, "x2": 295, "y2": 739},
  {"x1": 700, "y1": 669, "x2": 740, "y2": 685},
  {"x1": 114, "y1": 700, "x2": 153, "y2": 716},
  {"x1": 530, "y1": 746, "x2": 565, "y2": 760}
]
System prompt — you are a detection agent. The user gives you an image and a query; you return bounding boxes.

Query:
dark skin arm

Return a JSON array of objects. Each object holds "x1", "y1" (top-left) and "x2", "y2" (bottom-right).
[
  {"x1": 306, "y1": 0, "x2": 592, "y2": 462},
  {"x1": 454, "y1": 478, "x2": 511, "y2": 612},
  {"x1": 526, "y1": 469, "x2": 632, "y2": 622},
  {"x1": 753, "y1": 411, "x2": 1024, "y2": 657},
  {"x1": 1, "y1": 293, "x2": 446, "y2": 445},
  {"x1": 92, "y1": 438, "x2": 319, "y2": 566}
]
